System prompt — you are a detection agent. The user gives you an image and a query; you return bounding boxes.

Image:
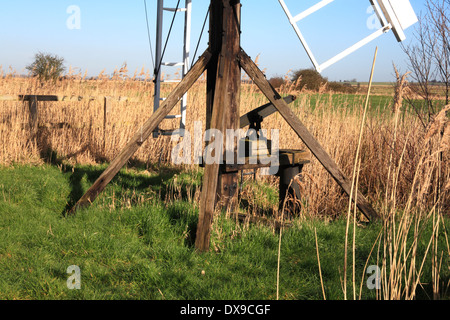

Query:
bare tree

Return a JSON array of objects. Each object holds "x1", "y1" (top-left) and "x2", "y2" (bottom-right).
[
  {"x1": 428, "y1": 0, "x2": 450, "y2": 104},
  {"x1": 402, "y1": 0, "x2": 450, "y2": 125},
  {"x1": 401, "y1": 0, "x2": 449, "y2": 220}
]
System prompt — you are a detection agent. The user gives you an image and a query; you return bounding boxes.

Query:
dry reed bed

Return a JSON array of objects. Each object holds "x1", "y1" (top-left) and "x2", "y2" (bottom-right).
[{"x1": 0, "y1": 76, "x2": 448, "y2": 218}]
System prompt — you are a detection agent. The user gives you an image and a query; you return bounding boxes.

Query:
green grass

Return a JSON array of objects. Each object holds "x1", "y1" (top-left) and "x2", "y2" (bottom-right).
[
  {"x1": 293, "y1": 92, "x2": 448, "y2": 119},
  {"x1": 0, "y1": 164, "x2": 448, "y2": 300},
  {"x1": 295, "y1": 93, "x2": 392, "y2": 115}
]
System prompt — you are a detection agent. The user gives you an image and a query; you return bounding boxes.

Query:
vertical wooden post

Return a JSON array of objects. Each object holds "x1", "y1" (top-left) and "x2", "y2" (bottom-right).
[
  {"x1": 195, "y1": 0, "x2": 241, "y2": 252},
  {"x1": 205, "y1": 1, "x2": 222, "y2": 132},
  {"x1": 217, "y1": 0, "x2": 241, "y2": 211},
  {"x1": 28, "y1": 95, "x2": 38, "y2": 140},
  {"x1": 29, "y1": 95, "x2": 38, "y2": 126},
  {"x1": 103, "y1": 96, "x2": 108, "y2": 153}
]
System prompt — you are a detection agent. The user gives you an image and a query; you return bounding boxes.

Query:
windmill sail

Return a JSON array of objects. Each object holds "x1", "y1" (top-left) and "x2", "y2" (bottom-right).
[{"x1": 278, "y1": 0, "x2": 418, "y2": 72}]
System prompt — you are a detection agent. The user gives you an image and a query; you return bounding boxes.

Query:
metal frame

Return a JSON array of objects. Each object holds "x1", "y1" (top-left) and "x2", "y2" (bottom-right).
[
  {"x1": 278, "y1": 0, "x2": 417, "y2": 72},
  {"x1": 376, "y1": 0, "x2": 418, "y2": 42},
  {"x1": 154, "y1": 0, "x2": 192, "y2": 136}
]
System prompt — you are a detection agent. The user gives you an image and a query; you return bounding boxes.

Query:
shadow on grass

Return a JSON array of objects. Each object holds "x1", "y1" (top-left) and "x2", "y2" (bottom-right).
[
  {"x1": 165, "y1": 203, "x2": 199, "y2": 248},
  {"x1": 415, "y1": 277, "x2": 450, "y2": 300},
  {"x1": 36, "y1": 133, "x2": 281, "y2": 248},
  {"x1": 59, "y1": 163, "x2": 184, "y2": 216},
  {"x1": 37, "y1": 144, "x2": 183, "y2": 217},
  {"x1": 36, "y1": 127, "x2": 202, "y2": 248}
]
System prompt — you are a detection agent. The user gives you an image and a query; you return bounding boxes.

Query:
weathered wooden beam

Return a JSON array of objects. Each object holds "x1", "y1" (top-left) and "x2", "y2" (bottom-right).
[
  {"x1": 278, "y1": 149, "x2": 311, "y2": 166},
  {"x1": 28, "y1": 95, "x2": 38, "y2": 137},
  {"x1": 222, "y1": 149, "x2": 310, "y2": 172},
  {"x1": 0, "y1": 95, "x2": 56, "y2": 102},
  {"x1": 239, "y1": 95, "x2": 296, "y2": 128},
  {"x1": 195, "y1": 54, "x2": 230, "y2": 252},
  {"x1": 0, "y1": 95, "x2": 134, "y2": 102},
  {"x1": 237, "y1": 49, "x2": 379, "y2": 221},
  {"x1": 22, "y1": 95, "x2": 59, "y2": 102},
  {"x1": 195, "y1": 0, "x2": 241, "y2": 252},
  {"x1": 217, "y1": 0, "x2": 241, "y2": 214},
  {"x1": 69, "y1": 50, "x2": 212, "y2": 214}
]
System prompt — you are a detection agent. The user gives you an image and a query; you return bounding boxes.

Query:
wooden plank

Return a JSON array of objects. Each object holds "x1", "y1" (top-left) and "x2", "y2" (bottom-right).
[
  {"x1": 28, "y1": 95, "x2": 38, "y2": 137},
  {"x1": 237, "y1": 49, "x2": 379, "y2": 221},
  {"x1": 0, "y1": 95, "x2": 20, "y2": 101},
  {"x1": 21, "y1": 95, "x2": 59, "y2": 102},
  {"x1": 279, "y1": 149, "x2": 311, "y2": 166},
  {"x1": 69, "y1": 50, "x2": 212, "y2": 214},
  {"x1": 0, "y1": 95, "x2": 134, "y2": 102},
  {"x1": 205, "y1": 0, "x2": 223, "y2": 131},
  {"x1": 239, "y1": 95, "x2": 296, "y2": 128},
  {"x1": 222, "y1": 150, "x2": 310, "y2": 172}
]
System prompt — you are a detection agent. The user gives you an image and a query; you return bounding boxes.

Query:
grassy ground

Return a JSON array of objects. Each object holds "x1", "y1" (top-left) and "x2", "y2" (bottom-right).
[{"x1": 0, "y1": 164, "x2": 448, "y2": 300}]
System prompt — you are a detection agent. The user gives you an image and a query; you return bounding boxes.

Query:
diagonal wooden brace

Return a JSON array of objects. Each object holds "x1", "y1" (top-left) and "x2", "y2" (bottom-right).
[
  {"x1": 69, "y1": 50, "x2": 212, "y2": 214},
  {"x1": 237, "y1": 48, "x2": 378, "y2": 221},
  {"x1": 194, "y1": 53, "x2": 228, "y2": 250},
  {"x1": 239, "y1": 95, "x2": 296, "y2": 129}
]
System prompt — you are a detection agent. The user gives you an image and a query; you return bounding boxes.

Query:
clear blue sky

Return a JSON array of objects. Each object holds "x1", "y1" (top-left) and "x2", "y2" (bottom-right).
[{"x1": 0, "y1": 0, "x2": 426, "y2": 82}]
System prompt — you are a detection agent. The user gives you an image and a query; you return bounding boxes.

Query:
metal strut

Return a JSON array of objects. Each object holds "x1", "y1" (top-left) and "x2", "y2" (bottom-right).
[{"x1": 153, "y1": 0, "x2": 192, "y2": 137}]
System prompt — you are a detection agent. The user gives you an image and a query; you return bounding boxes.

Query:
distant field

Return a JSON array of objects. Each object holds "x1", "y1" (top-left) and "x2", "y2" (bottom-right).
[
  {"x1": 348, "y1": 82, "x2": 395, "y2": 86},
  {"x1": 354, "y1": 82, "x2": 449, "y2": 99}
]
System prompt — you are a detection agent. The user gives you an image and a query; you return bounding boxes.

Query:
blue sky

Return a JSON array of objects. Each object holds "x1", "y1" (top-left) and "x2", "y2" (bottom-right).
[{"x1": 0, "y1": 0, "x2": 426, "y2": 82}]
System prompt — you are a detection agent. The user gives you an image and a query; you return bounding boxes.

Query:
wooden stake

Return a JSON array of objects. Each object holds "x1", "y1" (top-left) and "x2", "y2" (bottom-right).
[
  {"x1": 28, "y1": 95, "x2": 38, "y2": 138},
  {"x1": 103, "y1": 96, "x2": 108, "y2": 153},
  {"x1": 195, "y1": 53, "x2": 229, "y2": 251}
]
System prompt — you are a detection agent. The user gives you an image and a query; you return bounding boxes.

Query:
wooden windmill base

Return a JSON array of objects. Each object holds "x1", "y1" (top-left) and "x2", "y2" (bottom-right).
[{"x1": 70, "y1": 0, "x2": 378, "y2": 252}]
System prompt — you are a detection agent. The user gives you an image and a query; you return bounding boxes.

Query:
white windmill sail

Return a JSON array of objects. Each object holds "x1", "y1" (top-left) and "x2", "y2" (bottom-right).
[{"x1": 278, "y1": 0, "x2": 418, "y2": 72}]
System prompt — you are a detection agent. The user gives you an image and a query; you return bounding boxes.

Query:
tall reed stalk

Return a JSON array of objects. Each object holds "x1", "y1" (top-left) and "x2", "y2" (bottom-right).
[{"x1": 344, "y1": 47, "x2": 378, "y2": 300}]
